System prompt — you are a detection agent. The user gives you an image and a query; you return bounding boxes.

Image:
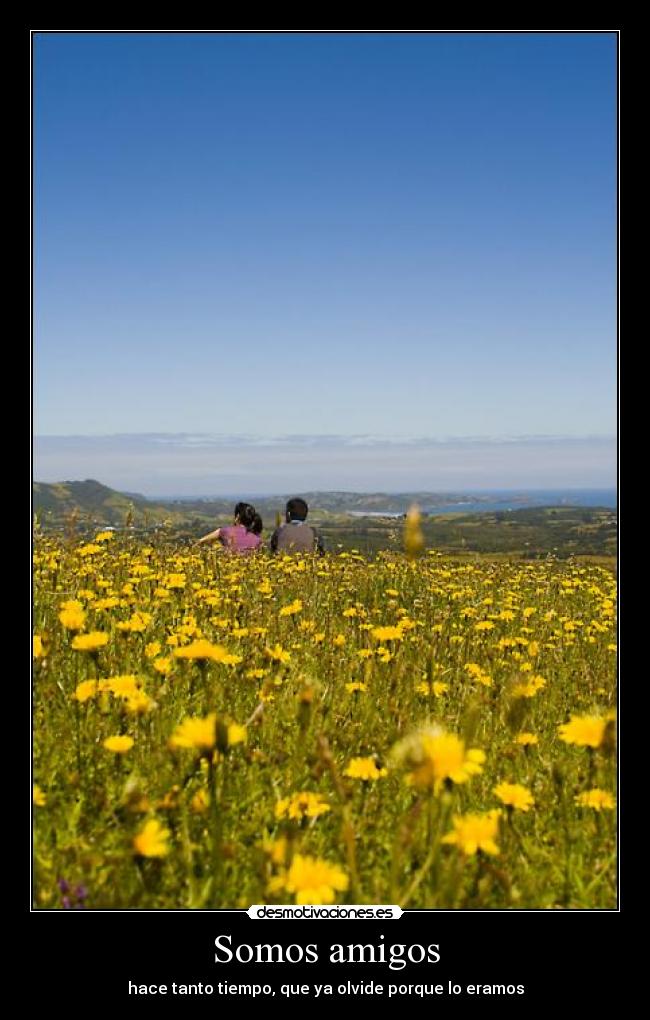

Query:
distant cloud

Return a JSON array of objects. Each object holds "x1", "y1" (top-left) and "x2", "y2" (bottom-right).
[{"x1": 33, "y1": 433, "x2": 616, "y2": 498}]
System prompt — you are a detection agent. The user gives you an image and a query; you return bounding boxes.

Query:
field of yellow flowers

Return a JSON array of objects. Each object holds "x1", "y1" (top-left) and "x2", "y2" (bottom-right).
[{"x1": 33, "y1": 526, "x2": 617, "y2": 909}]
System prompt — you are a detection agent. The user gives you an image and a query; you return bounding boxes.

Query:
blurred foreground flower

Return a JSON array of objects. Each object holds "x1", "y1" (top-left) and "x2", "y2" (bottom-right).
[
  {"x1": 391, "y1": 725, "x2": 485, "y2": 791},
  {"x1": 404, "y1": 505, "x2": 424, "y2": 559}
]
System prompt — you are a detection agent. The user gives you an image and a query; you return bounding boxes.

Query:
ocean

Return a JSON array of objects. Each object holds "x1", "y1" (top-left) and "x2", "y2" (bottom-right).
[{"x1": 347, "y1": 490, "x2": 617, "y2": 518}]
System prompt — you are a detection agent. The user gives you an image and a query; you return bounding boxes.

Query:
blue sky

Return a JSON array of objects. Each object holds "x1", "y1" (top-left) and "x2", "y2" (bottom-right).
[{"x1": 33, "y1": 32, "x2": 616, "y2": 492}]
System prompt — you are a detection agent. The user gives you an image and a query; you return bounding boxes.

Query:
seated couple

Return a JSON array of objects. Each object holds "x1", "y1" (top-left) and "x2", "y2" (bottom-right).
[{"x1": 197, "y1": 498, "x2": 325, "y2": 555}]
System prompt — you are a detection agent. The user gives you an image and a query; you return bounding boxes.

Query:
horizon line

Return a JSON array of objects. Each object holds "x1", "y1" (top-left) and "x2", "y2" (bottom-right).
[{"x1": 35, "y1": 431, "x2": 616, "y2": 445}]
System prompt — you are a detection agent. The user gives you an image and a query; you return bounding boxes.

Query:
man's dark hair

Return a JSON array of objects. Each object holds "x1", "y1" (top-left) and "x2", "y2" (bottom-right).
[
  {"x1": 286, "y1": 497, "x2": 308, "y2": 521},
  {"x1": 250, "y1": 512, "x2": 263, "y2": 535}
]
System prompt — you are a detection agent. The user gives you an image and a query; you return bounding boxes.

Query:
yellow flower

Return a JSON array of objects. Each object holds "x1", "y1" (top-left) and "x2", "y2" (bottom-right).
[
  {"x1": 345, "y1": 681, "x2": 367, "y2": 694},
  {"x1": 174, "y1": 639, "x2": 242, "y2": 665},
  {"x1": 512, "y1": 679, "x2": 545, "y2": 699},
  {"x1": 169, "y1": 714, "x2": 245, "y2": 752},
  {"x1": 415, "y1": 681, "x2": 449, "y2": 697},
  {"x1": 227, "y1": 723, "x2": 247, "y2": 746},
  {"x1": 169, "y1": 713, "x2": 217, "y2": 751},
  {"x1": 283, "y1": 854, "x2": 349, "y2": 905},
  {"x1": 344, "y1": 757, "x2": 387, "y2": 781},
  {"x1": 464, "y1": 663, "x2": 492, "y2": 687},
  {"x1": 59, "y1": 602, "x2": 86, "y2": 631},
  {"x1": 275, "y1": 792, "x2": 330, "y2": 821},
  {"x1": 528, "y1": 675, "x2": 546, "y2": 691},
  {"x1": 153, "y1": 657, "x2": 172, "y2": 675},
  {"x1": 95, "y1": 530, "x2": 115, "y2": 543},
  {"x1": 117, "y1": 612, "x2": 152, "y2": 633},
  {"x1": 515, "y1": 732, "x2": 539, "y2": 746},
  {"x1": 145, "y1": 641, "x2": 162, "y2": 659},
  {"x1": 71, "y1": 631, "x2": 109, "y2": 651},
  {"x1": 74, "y1": 679, "x2": 98, "y2": 703},
  {"x1": 558, "y1": 715, "x2": 607, "y2": 749},
  {"x1": 103, "y1": 735, "x2": 134, "y2": 753},
  {"x1": 33, "y1": 784, "x2": 47, "y2": 806},
  {"x1": 441, "y1": 810, "x2": 501, "y2": 856},
  {"x1": 100, "y1": 675, "x2": 140, "y2": 698},
  {"x1": 279, "y1": 599, "x2": 303, "y2": 617},
  {"x1": 261, "y1": 836, "x2": 289, "y2": 866},
  {"x1": 575, "y1": 789, "x2": 615, "y2": 811},
  {"x1": 33, "y1": 635, "x2": 44, "y2": 658},
  {"x1": 474, "y1": 620, "x2": 496, "y2": 631},
  {"x1": 494, "y1": 782, "x2": 534, "y2": 812},
  {"x1": 391, "y1": 726, "x2": 485, "y2": 791},
  {"x1": 333, "y1": 634, "x2": 346, "y2": 647},
  {"x1": 164, "y1": 573, "x2": 186, "y2": 589},
  {"x1": 78, "y1": 543, "x2": 103, "y2": 557},
  {"x1": 190, "y1": 788, "x2": 210, "y2": 813},
  {"x1": 124, "y1": 691, "x2": 157, "y2": 714},
  {"x1": 133, "y1": 818, "x2": 171, "y2": 858},
  {"x1": 371, "y1": 625, "x2": 404, "y2": 642},
  {"x1": 266, "y1": 644, "x2": 291, "y2": 663}
]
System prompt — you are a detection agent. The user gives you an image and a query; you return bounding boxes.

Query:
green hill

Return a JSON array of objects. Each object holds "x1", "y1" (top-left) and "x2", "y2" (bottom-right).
[{"x1": 33, "y1": 480, "x2": 174, "y2": 528}]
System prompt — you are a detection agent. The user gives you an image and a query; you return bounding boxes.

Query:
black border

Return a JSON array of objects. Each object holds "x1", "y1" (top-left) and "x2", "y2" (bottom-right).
[{"x1": 30, "y1": 26, "x2": 623, "y2": 1006}]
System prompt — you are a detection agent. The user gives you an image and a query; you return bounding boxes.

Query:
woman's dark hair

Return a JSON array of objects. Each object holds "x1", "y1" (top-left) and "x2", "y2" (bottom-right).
[
  {"x1": 250, "y1": 512, "x2": 263, "y2": 535},
  {"x1": 234, "y1": 502, "x2": 256, "y2": 529}
]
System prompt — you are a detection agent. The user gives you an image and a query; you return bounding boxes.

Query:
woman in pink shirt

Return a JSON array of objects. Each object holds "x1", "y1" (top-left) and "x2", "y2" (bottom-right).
[{"x1": 197, "y1": 502, "x2": 263, "y2": 553}]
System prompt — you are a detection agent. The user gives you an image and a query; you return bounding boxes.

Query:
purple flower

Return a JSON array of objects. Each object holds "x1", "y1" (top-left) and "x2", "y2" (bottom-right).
[
  {"x1": 57, "y1": 878, "x2": 70, "y2": 894},
  {"x1": 74, "y1": 884, "x2": 88, "y2": 901},
  {"x1": 62, "y1": 896, "x2": 72, "y2": 909}
]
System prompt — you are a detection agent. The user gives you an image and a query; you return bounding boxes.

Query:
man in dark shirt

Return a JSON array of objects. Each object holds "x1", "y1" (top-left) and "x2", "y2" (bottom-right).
[{"x1": 270, "y1": 498, "x2": 325, "y2": 555}]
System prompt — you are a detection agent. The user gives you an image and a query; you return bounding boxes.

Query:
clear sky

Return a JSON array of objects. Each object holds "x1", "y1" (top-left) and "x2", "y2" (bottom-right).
[{"x1": 33, "y1": 32, "x2": 616, "y2": 491}]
